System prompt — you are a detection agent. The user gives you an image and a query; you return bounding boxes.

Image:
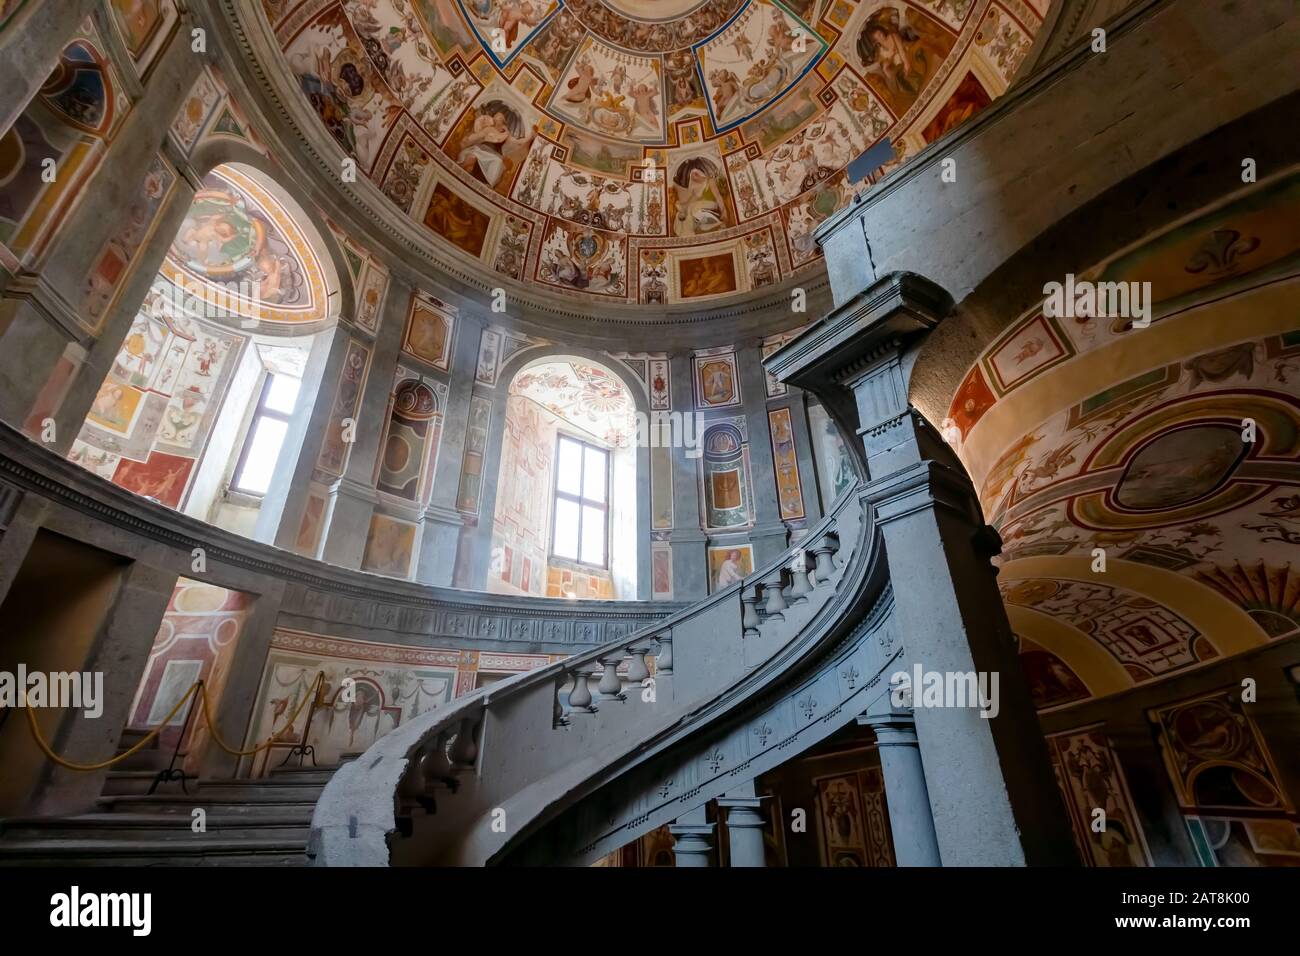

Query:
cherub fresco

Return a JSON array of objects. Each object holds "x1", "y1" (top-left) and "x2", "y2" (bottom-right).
[
  {"x1": 465, "y1": 0, "x2": 553, "y2": 60},
  {"x1": 855, "y1": 5, "x2": 954, "y2": 117},
  {"x1": 453, "y1": 99, "x2": 536, "y2": 192}
]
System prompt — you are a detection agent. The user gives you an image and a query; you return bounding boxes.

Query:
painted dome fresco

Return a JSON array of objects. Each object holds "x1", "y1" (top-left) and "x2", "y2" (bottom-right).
[{"x1": 260, "y1": 0, "x2": 1052, "y2": 308}]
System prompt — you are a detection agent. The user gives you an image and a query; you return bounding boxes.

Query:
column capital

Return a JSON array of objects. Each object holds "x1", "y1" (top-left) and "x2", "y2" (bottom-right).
[
  {"x1": 329, "y1": 475, "x2": 379, "y2": 506},
  {"x1": 860, "y1": 458, "x2": 986, "y2": 529},
  {"x1": 422, "y1": 501, "x2": 466, "y2": 528},
  {"x1": 715, "y1": 795, "x2": 767, "y2": 815},
  {"x1": 762, "y1": 272, "x2": 952, "y2": 399},
  {"x1": 857, "y1": 709, "x2": 920, "y2": 748},
  {"x1": 667, "y1": 822, "x2": 716, "y2": 867}
]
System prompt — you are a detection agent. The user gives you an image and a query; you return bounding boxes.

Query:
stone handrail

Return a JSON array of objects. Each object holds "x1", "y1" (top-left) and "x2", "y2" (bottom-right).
[{"x1": 309, "y1": 480, "x2": 884, "y2": 865}]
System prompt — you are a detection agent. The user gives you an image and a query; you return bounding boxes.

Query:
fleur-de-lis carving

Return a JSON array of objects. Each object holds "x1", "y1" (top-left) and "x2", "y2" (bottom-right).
[
  {"x1": 799, "y1": 695, "x2": 818, "y2": 720},
  {"x1": 841, "y1": 665, "x2": 859, "y2": 689},
  {"x1": 705, "y1": 748, "x2": 725, "y2": 773},
  {"x1": 1185, "y1": 228, "x2": 1260, "y2": 277},
  {"x1": 657, "y1": 778, "x2": 673, "y2": 799},
  {"x1": 753, "y1": 722, "x2": 772, "y2": 746}
]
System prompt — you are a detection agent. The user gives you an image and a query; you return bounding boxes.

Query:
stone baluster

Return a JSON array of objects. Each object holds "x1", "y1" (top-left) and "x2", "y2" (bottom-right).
[
  {"x1": 810, "y1": 531, "x2": 840, "y2": 584},
  {"x1": 762, "y1": 569, "x2": 788, "y2": 621},
  {"x1": 399, "y1": 731, "x2": 456, "y2": 809},
  {"x1": 740, "y1": 585, "x2": 762, "y2": 638},
  {"x1": 567, "y1": 666, "x2": 597, "y2": 714},
  {"x1": 449, "y1": 716, "x2": 481, "y2": 770},
  {"x1": 788, "y1": 549, "x2": 814, "y2": 604},
  {"x1": 626, "y1": 645, "x2": 651, "y2": 686},
  {"x1": 596, "y1": 654, "x2": 627, "y2": 702},
  {"x1": 655, "y1": 632, "x2": 673, "y2": 675}
]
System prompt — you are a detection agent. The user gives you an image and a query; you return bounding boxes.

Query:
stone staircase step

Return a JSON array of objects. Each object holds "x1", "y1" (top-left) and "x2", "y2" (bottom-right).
[
  {"x1": 0, "y1": 815, "x2": 309, "y2": 843},
  {"x1": 266, "y1": 766, "x2": 337, "y2": 785},
  {"x1": 185, "y1": 781, "x2": 325, "y2": 801},
  {"x1": 102, "y1": 770, "x2": 171, "y2": 796},
  {"x1": 0, "y1": 837, "x2": 308, "y2": 866},
  {"x1": 97, "y1": 795, "x2": 318, "y2": 814},
  {"x1": 0, "y1": 764, "x2": 340, "y2": 866}
]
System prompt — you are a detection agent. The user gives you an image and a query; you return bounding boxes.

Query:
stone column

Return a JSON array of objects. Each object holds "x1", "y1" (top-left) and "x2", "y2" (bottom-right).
[
  {"x1": 736, "y1": 342, "x2": 787, "y2": 566},
  {"x1": 765, "y1": 271, "x2": 1077, "y2": 866},
  {"x1": 200, "y1": 577, "x2": 286, "y2": 780},
  {"x1": 415, "y1": 308, "x2": 481, "y2": 586},
  {"x1": 668, "y1": 804, "x2": 715, "y2": 867},
  {"x1": 857, "y1": 709, "x2": 941, "y2": 866},
  {"x1": 3, "y1": 24, "x2": 202, "y2": 439},
  {"x1": 717, "y1": 782, "x2": 767, "y2": 867}
]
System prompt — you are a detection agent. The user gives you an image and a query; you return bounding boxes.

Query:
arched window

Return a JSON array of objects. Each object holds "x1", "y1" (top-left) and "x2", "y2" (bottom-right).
[{"x1": 489, "y1": 359, "x2": 639, "y2": 599}]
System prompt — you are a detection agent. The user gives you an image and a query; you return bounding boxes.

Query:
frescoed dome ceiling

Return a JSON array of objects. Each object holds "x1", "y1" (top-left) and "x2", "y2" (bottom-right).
[{"x1": 250, "y1": 0, "x2": 1052, "y2": 311}]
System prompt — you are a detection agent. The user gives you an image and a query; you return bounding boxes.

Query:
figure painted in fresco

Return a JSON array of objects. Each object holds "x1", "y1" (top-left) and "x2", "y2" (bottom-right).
[
  {"x1": 455, "y1": 100, "x2": 536, "y2": 190},
  {"x1": 855, "y1": 6, "x2": 953, "y2": 116},
  {"x1": 91, "y1": 382, "x2": 131, "y2": 428},
  {"x1": 671, "y1": 157, "x2": 729, "y2": 237},
  {"x1": 716, "y1": 549, "x2": 745, "y2": 588},
  {"x1": 822, "y1": 778, "x2": 863, "y2": 845},
  {"x1": 701, "y1": 360, "x2": 734, "y2": 404},
  {"x1": 681, "y1": 255, "x2": 734, "y2": 298}
]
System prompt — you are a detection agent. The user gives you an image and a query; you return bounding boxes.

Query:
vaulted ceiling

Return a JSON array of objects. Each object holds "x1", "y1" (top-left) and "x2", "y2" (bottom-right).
[
  {"x1": 250, "y1": 0, "x2": 1052, "y2": 314},
  {"x1": 934, "y1": 169, "x2": 1300, "y2": 713}
]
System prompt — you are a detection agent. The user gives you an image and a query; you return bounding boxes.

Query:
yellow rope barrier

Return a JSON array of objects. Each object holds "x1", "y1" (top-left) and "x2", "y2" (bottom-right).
[
  {"x1": 24, "y1": 683, "x2": 200, "y2": 772},
  {"x1": 23, "y1": 673, "x2": 325, "y2": 772},
  {"x1": 196, "y1": 673, "x2": 323, "y2": 758}
]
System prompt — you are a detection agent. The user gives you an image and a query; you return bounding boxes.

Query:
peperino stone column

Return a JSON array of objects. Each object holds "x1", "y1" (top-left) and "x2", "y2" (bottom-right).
[
  {"x1": 717, "y1": 781, "x2": 767, "y2": 867},
  {"x1": 766, "y1": 271, "x2": 1077, "y2": 866},
  {"x1": 668, "y1": 804, "x2": 715, "y2": 867},
  {"x1": 857, "y1": 708, "x2": 941, "y2": 866}
]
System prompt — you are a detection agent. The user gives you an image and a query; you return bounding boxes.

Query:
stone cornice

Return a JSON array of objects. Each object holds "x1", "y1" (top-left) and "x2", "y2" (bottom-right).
[{"x1": 4, "y1": 272, "x2": 93, "y2": 344}]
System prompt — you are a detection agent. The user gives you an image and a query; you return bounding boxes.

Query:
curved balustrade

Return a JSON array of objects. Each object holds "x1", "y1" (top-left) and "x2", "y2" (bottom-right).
[{"x1": 310, "y1": 481, "x2": 890, "y2": 866}]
